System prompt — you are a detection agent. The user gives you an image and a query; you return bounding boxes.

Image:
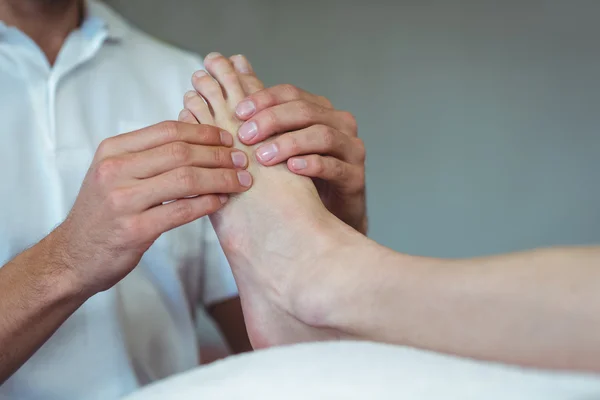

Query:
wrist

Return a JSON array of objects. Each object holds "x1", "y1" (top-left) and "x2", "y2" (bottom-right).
[{"x1": 25, "y1": 227, "x2": 95, "y2": 304}]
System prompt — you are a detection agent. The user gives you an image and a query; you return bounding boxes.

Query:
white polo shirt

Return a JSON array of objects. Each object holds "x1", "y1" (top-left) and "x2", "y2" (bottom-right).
[{"x1": 0, "y1": 1, "x2": 237, "y2": 399}]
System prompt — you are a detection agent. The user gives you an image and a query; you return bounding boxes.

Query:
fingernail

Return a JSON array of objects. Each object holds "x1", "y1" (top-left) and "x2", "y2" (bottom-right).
[
  {"x1": 205, "y1": 52, "x2": 222, "y2": 60},
  {"x1": 256, "y1": 143, "x2": 278, "y2": 163},
  {"x1": 237, "y1": 170, "x2": 253, "y2": 187},
  {"x1": 219, "y1": 195, "x2": 229, "y2": 204},
  {"x1": 220, "y1": 131, "x2": 233, "y2": 146},
  {"x1": 238, "y1": 121, "x2": 258, "y2": 142},
  {"x1": 236, "y1": 100, "x2": 256, "y2": 118},
  {"x1": 184, "y1": 91, "x2": 196, "y2": 100},
  {"x1": 291, "y1": 158, "x2": 307, "y2": 170},
  {"x1": 193, "y1": 70, "x2": 207, "y2": 79},
  {"x1": 231, "y1": 151, "x2": 248, "y2": 168},
  {"x1": 232, "y1": 55, "x2": 252, "y2": 73}
]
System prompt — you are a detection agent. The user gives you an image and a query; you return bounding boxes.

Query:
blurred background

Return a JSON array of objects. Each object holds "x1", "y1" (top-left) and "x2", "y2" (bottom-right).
[{"x1": 105, "y1": 0, "x2": 600, "y2": 257}]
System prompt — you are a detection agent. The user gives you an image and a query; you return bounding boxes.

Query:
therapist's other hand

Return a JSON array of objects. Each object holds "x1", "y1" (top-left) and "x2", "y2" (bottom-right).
[
  {"x1": 54, "y1": 121, "x2": 252, "y2": 295},
  {"x1": 203, "y1": 55, "x2": 367, "y2": 234}
]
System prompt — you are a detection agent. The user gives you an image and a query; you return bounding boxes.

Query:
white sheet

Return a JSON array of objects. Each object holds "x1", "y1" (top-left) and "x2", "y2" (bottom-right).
[{"x1": 124, "y1": 341, "x2": 600, "y2": 400}]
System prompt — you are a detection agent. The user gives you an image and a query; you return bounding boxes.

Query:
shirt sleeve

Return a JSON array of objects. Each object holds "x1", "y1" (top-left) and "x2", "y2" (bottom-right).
[{"x1": 201, "y1": 221, "x2": 239, "y2": 306}]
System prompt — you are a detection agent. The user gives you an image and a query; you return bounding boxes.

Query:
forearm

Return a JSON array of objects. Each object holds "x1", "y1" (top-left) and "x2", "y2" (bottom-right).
[
  {"x1": 0, "y1": 231, "x2": 89, "y2": 383},
  {"x1": 316, "y1": 243, "x2": 600, "y2": 372}
]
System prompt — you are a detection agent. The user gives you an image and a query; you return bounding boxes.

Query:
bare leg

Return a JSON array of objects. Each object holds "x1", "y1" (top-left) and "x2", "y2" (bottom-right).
[{"x1": 181, "y1": 54, "x2": 360, "y2": 348}]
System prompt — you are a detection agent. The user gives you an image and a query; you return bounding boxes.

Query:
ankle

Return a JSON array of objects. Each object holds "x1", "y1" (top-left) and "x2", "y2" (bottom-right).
[{"x1": 286, "y1": 220, "x2": 367, "y2": 331}]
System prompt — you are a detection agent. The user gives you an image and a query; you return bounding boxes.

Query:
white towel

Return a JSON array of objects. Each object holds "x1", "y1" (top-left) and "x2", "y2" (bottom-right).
[{"x1": 124, "y1": 341, "x2": 600, "y2": 400}]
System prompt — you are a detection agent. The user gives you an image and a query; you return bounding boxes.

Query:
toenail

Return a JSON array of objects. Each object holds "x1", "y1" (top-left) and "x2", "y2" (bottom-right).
[
  {"x1": 206, "y1": 52, "x2": 222, "y2": 60},
  {"x1": 184, "y1": 90, "x2": 196, "y2": 100},
  {"x1": 179, "y1": 109, "x2": 191, "y2": 120},
  {"x1": 256, "y1": 143, "x2": 278, "y2": 163},
  {"x1": 236, "y1": 100, "x2": 256, "y2": 118},
  {"x1": 238, "y1": 121, "x2": 258, "y2": 142},
  {"x1": 231, "y1": 151, "x2": 248, "y2": 168},
  {"x1": 232, "y1": 55, "x2": 251, "y2": 73},
  {"x1": 237, "y1": 170, "x2": 252, "y2": 187},
  {"x1": 219, "y1": 194, "x2": 229, "y2": 204},
  {"x1": 291, "y1": 158, "x2": 307, "y2": 170},
  {"x1": 220, "y1": 131, "x2": 233, "y2": 146},
  {"x1": 194, "y1": 70, "x2": 207, "y2": 79}
]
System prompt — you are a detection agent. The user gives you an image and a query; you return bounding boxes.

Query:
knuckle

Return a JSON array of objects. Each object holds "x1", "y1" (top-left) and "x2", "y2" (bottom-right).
[
  {"x1": 320, "y1": 126, "x2": 337, "y2": 149},
  {"x1": 353, "y1": 138, "x2": 367, "y2": 162},
  {"x1": 332, "y1": 161, "x2": 346, "y2": 179},
  {"x1": 287, "y1": 135, "x2": 301, "y2": 154},
  {"x1": 105, "y1": 187, "x2": 130, "y2": 212},
  {"x1": 278, "y1": 83, "x2": 301, "y2": 99},
  {"x1": 221, "y1": 170, "x2": 239, "y2": 190},
  {"x1": 201, "y1": 196, "x2": 221, "y2": 213},
  {"x1": 341, "y1": 111, "x2": 358, "y2": 134},
  {"x1": 313, "y1": 157, "x2": 326, "y2": 175},
  {"x1": 356, "y1": 166, "x2": 366, "y2": 185},
  {"x1": 169, "y1": 142, "x2": 191, "y2": 163},
  {"x1": 159, "y1": 121, "x2": 182, "y2": 142},
  {"x1": 170, "y1": 201, "x2": 195, "y2": 222},
  {"x1": 318, "y1": 95, "x2": 333, "y2": 108},
  {"x1": 196, "y1": 125, "x2": 216, "y2": 143},
  {"x1": 295, "y1": 100, "x2": 315, "y2": 122},
  {"x1": 96, "y1": 138, "x2": 114, "y2": 158},
  {"x1": 174, "y1": 167, "x2": 197, "y2": 192},
  {"x1": 94, "y1": 158, "x2": 121, "y2": 184},
  {"x1": 211, "y1": 148, "x2": 227, "y2": 166},
  {"x1": 260, "y1": 109, "x2": 278, "y2": 129}
]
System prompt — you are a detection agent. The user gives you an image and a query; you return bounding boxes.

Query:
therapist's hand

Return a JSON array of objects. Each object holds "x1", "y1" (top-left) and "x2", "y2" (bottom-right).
[
  {"x1": 54, "y1": 121, "x2": 252, "y2": 295},
  {"x1": 229, "y1": 55, "x2": 368, "y2": 234}
]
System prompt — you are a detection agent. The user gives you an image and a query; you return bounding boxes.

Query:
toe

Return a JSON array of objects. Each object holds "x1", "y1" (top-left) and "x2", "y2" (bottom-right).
[
  {"x1": 230, "y1": 54, "x2": 265, "y2": 95},
  {"x1": 178, "y1": 108, "x2": 198, "y2": 124},
  {"x1": 204, "y1": 52, "x2": 246, "y2": 106},
  {"x1": 183, "y1": 90, "x2": 214, "y2": 125},
  {"x1": 192, "y1": 70, "x2": 226, "y2": 114}
]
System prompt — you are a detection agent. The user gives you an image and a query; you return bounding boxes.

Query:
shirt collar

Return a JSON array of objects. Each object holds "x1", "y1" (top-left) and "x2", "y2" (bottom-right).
[
  {"x1": 0, "y1": 0, "x2": 130, "y2": 43},
  {"x1": 85, "y1": 0, "x2": 130, "y2": 43}
]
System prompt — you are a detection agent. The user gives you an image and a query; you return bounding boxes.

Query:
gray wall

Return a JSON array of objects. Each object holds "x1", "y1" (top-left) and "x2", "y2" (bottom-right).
[{"x1": 105, "y1": 0, "x2": 600, "y2": 257}]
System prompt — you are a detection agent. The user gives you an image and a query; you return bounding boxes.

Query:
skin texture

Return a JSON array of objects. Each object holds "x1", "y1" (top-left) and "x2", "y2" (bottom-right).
[
  {"x1": 180, "y1": 53, "x2": 362, "y2": 348},
  {"x1": 184, "y1": 55, "x2": 600, "y2": 374},
  {"x1": 1, "y1": 0, "x2": 368, "y2": 373},
  {"x1": 305, "y1": 244, "x2": 600, "y2": 373},
  {"x1": 188, "y1": 55, "x2": 367, "y2": 354},
  {"x1": 0, "y1": 0, "x2": 83, "y2": 65},
  {"x1": 186, "y1": 55, "x2": 367, "y2": 234},
  {"x1": 0, "y1": 122, "x2": 251, "y2": 382}
]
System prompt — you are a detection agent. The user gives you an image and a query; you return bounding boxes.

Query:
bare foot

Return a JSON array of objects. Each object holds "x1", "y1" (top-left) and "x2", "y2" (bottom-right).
[{"x1": 180, "y1": 53, "x2": 356, "y2": 348}]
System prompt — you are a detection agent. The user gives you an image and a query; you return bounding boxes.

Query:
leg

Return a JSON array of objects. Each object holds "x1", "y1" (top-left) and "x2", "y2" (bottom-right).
[{"x1": 181, "y1": 54, "x2": 358, "y2": 348}]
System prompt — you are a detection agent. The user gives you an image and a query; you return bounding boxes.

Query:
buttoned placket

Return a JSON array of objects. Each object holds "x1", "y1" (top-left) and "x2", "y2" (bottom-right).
[{"x1": 1, "y1": 18, "x2": 109, "y2": 222}]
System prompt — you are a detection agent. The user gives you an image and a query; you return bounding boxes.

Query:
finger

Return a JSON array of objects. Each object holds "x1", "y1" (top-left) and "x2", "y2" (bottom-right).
[
  {"x1": 230, "y1": 54, "x2": 265, "y2": 95},
  {"x1": 287, "y1": 155, "x2": 364, "y2": 193},
  {"x1": 237, "y1": 100, "x2": 351, "y2": 145},
  {"x1": 123, "y1": 142, "x2": 248, "y2": 179},
  {"x1": 235, "y1": 84, "x2": 333, "y2": 120},
  {"x1": 203, "y1": 52, "x2": 246, "y2": 105},
  {"x1": 183, "y1": 91, "x2": 213, "y2": 124},
  {"x1": 255, "y1": 125, "x2": 356, "y2": 166},
  {"x1": 98, "y1": 121, "x2": 231, "y2": 160},
  {"x1": 134, "y1": 167, "x2": 252, "y2": 208},
  {"x1": 141, "y1": 195, "x2": 228, "y2": 237}
]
